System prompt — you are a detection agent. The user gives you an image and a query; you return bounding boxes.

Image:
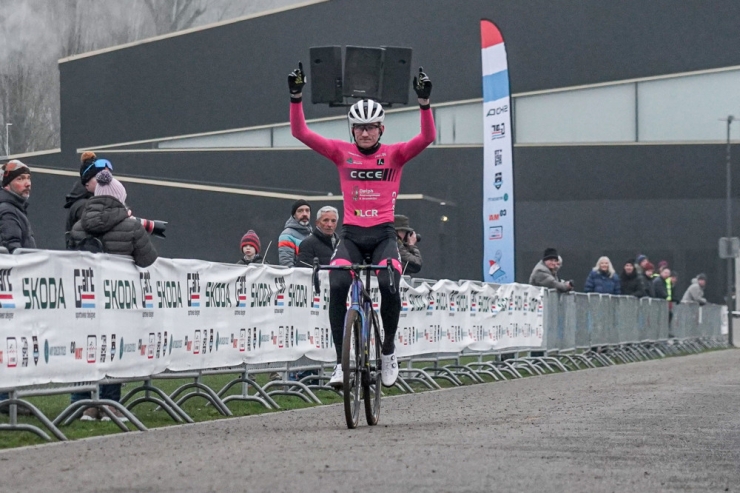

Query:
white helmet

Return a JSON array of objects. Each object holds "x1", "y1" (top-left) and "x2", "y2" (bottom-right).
[{"x1": 348, "y1": 99, "x2": 385, "y2": 125}]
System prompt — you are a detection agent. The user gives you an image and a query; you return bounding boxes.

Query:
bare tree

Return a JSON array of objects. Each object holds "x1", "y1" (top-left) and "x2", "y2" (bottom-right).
[
  {"x1": 0, "y1": 0, "x2": 302, "y2": 155},
  {"x1": 142, "y1": 0, "x2": 208, "y2": 36}
]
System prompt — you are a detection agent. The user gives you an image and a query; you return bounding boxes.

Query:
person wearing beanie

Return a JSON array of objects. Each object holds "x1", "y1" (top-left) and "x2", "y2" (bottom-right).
[
  {"x1": 529, "y1": 247, "x2": 573, "y2": 293},
  {"x1": 620, "y1": 259, "x2": 647, "y2": 298},
  {"x1": 681, "y1": 273, "x2": 707, "y2": 305},
  {"x1": 237, "y1": 230, "x2": 265, "y2": 265},
  {"x1": 65, "y1": 152, "x2": 113, "y2": 249},
  {"x1": 69, "y1": 167, "x2": 157, "y2": 421},
  {"x1": 70, "y1": 168, "x2": 156, "y2": 268},
  {"x1": 641, "y1": 261, "x2": 657, "y2": 297},
  {"x1": 634, "y1": 254, "x2": 650, "y2": 276},
  {"x1": 278, "y1": 199, "x2": 312, "y2": 266},
  {"x1": 0, "y1": 160, "x2": 36, "y2": 253}
]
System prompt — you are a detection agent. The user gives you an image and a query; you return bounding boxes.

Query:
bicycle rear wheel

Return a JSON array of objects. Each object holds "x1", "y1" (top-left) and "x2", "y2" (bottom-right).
[
  {"x1": 363, "y1": 310, "x2": 382, "y2": 426},
  {"x1": 342, "y1": 310, "x2": 361, "y2": 429}
]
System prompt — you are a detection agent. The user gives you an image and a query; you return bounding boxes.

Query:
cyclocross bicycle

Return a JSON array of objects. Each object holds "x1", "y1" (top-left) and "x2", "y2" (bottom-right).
[{"x1": 313, "y1": 256, "x2": 394, "y2": 429}]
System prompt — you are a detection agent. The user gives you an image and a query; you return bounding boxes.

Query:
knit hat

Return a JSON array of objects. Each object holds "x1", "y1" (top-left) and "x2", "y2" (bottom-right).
[
  {"x1": 94, "y1": 169, "x2": 127, "y2": 204},
  {"x1": 643, "y1": 261, "x2": 655, "y2": 272},
  {"x1": 79, "y1": 151, "x2": 113, "y2": 185},
  {"x1": 2, "y1": 160, "x2": 30, "y2": 187},
  {"x1": 291, "y1": 199, "x2": 311, "y2": 217},
  {"x1": 240, "y1": 230, "x2": 261, "y2": 254},
  {"x1": 394, "y1": 215, "x2": 413, "y2": 232},
  {"x1": 696, "y1": 273, "x2": 707, "y2": 281},
  {"x1": 636, "y1": 254, "x2": 647, "y2": 264},
  {"x1": 542, "y1": 248, "x2": 559, "y2": 261},
  {"x1": 657, "y1": 260, "x2": 669, "y2": 271}
]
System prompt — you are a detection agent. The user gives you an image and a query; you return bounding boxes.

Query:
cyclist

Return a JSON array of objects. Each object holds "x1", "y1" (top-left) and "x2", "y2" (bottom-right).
[{"x1": 288, "y1": 62, "x2": 435, "y2": 387}]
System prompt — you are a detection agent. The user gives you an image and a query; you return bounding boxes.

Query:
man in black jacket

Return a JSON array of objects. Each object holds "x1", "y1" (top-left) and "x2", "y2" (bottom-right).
[
  {"x1": 0, "y1": 160, "x2": 35, "y2": 408},
  {"x1": 0, "y1": 160, "x2": 35, "y2": 253},
  {"x1": 297, "y1": 205, "x2": 339, "y2": 267},
  {"x1": 64, "y1": 151, "x2": 111, "y2": 249}
]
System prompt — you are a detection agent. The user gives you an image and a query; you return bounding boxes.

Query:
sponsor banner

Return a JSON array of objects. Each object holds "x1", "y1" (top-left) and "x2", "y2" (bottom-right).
[
  {"x1": 0, "y1": 252, "x2": 543, "y2": 389},
  {"x1": 481, "y1": 19, "x2": 515, "y2": 283}
]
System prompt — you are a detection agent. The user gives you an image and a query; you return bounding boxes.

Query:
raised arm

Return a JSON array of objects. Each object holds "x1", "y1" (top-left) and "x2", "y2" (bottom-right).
[
  {"x1": 397, "y1": 67, "x2": 436, "y2": 163},
  {"x1": 288, "y1": 62, "x2": 343, "y2": 163}
]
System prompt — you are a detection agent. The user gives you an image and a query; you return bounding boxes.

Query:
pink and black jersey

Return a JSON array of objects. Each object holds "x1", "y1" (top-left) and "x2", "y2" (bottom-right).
[{"x1": 290, "y1": 101, "x2": 436, "y2": 228}]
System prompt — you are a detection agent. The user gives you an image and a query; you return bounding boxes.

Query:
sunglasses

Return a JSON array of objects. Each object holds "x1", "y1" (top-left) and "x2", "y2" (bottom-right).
[
  {"x1": 82, "y1": 158, "x2": 112, "y2": 177},
  {"x1": 352, "y1": 124, "x2": 381, "y2": 133}
]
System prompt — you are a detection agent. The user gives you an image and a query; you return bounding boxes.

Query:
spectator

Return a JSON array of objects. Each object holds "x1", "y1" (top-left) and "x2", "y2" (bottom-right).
[
  {"x1": 237, "y1": 230, "x2": 264, "y2": 265},
  {"x1": 69, "y1": 169, "x2": 157, "y2": 421},
  {"x1": 657, "y1": 260, "x2": 669, "y2": 272},
  {"x1": 620, "y1": 259, "x2": 646, "y2": 298},
  {"x1": 652, "y1": 266, "x2": 673, "y2": 300},
  {"x1": 278, "y1": 199, "x2": 312, "y2": 266},
  {"x1": 0, "y1": 160, "x2": 35, "y2": 253},
  {"x1": 681, "y1": 273, "x2": 707, "y2": 305},
  {"x1": 0, "y1": 160, "x2": 35, "y2": 410},
  {"x1": 670, "y1": 271, "x2": 680, "y2": 300},
  {"x1": 297, "y1": 205, "x2": 339, "y2": 267},
  {"x1": 394, "y1": 214, "x2": 422, "y2": 275},
  {"x1": 642, "y1": 261, "x2": 657, "y2": 298},
  {"x1": 529, "y1": 248, "x2": 573, "y2": 293},
  {"x1": 64, "y1": 151, "x2": 111, "y2": 249},
  {"x1": 634, "y1": 254, "x2": 650, "y2": 276},
  {"x1": 584, "y1": 256, "x2": 621, "y2": 294}
]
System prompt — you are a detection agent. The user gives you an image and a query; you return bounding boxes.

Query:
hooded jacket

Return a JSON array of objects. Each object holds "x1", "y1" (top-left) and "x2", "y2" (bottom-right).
[
  {"x1": 529, "y1": 260, "x2": 571, "y2": 292},
  {"x1": 681, "y1": 278, "x2": 707, "y2": 304},
  {"x1": 64, "y1": 181, "x2": 93, "y2": 249},
  {"x1": 0, "y1": 188, "x2": 36, "y2": 253},
  {"x1": 297, "y1": 228, "x2": 339, "y2": 267},
  {"x1": 70, "y1": 196, "x2": 157, "y2": 267},
  {"x1": 278, "y1": 216, "x2": 312, "y2": 267}
]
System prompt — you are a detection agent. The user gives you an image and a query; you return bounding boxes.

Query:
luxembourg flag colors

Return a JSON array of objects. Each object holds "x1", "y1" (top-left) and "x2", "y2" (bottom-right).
[{"x1": 481, "y1": 19, "x2": 515, "y2": 283}]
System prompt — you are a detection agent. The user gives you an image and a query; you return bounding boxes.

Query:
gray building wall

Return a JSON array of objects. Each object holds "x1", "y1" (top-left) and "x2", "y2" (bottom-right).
[{"x1": 23, "y1": 0, "x2": 740, "y2": 304}]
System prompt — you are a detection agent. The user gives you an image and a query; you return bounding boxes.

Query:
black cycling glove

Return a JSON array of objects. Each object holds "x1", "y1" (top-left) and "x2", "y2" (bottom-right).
[
  {"x1": 288, "y1": 62, "x2": 306, "y2": 95},
  {"x1": 413, "y1": 67, "x2": 432, "y2": 99}
]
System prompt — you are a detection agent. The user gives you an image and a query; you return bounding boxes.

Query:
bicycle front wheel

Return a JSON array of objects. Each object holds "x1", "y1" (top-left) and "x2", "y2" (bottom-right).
[
  {"x1": 363, "y1": 309, "x2": 382, "y2": 426},
  {"x1": 342, "y1": 309, "x2": 361, "y2": 429}
]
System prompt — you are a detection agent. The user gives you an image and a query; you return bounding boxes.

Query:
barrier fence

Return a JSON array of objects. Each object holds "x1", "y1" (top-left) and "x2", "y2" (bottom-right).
[{"x1": 0, "y1": 250, "x2": 728, "y2": 441}]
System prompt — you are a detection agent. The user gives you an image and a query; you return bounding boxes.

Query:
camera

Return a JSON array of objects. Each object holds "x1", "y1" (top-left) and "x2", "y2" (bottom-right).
[
  {"x1": 132, "y1": 217, "x2": 167, "y2": 238},
  {"x1": 405, "y1": 231, "x2": 421, "y2": 243}
]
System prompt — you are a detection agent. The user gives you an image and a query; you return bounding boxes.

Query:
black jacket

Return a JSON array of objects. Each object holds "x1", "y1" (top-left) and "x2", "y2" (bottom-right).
[
  {"x1": 642, "y1": 274, "x2": 656, "y2": 298},
  {"x1": 398, "y1": 238, "x2": 422, "y2": 275},
  {"x1": 0, "y1": 188, "x2": 36, "y2": 253},
  {"x1": 297, "y1": 229, "x2": 338, "y2": 267},
  {"x1": 70, "y1": 196, "x2": 158, "y2": 268},
  {"x1": 64, "y1": 181, "x2": 93, "y2": 248},
  {"x1": 653, "y1": 276, "x2": 670, "y2": 300},
  {"x1": 620, "y1": 269, "x2": 646, "y2": 298}
]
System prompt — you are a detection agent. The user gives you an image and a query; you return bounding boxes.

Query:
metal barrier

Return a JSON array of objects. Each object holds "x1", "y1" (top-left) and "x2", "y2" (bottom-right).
[{"x1": 1, "y1": 282, "x2": 728, "y2": 441}]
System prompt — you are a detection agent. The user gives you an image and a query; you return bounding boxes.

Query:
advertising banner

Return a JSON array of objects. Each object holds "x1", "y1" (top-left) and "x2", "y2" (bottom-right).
[
  {"x1": 0, "y1": 252, "x2": 543, "y2": 389},
  {"x1": 481, "y1": 19, "x2": 515, "y2": 283}
]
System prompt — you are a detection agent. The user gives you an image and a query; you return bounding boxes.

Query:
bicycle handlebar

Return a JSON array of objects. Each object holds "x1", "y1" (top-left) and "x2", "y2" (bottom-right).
[{"x1": 312, "y1": 257, "x2": 396, "y2": 294}]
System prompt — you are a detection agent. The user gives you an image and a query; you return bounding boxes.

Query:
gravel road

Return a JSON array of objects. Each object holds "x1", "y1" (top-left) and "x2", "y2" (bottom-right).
[{"x1": 1, "y1": 349, "x2": 738, "y2": 493}]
